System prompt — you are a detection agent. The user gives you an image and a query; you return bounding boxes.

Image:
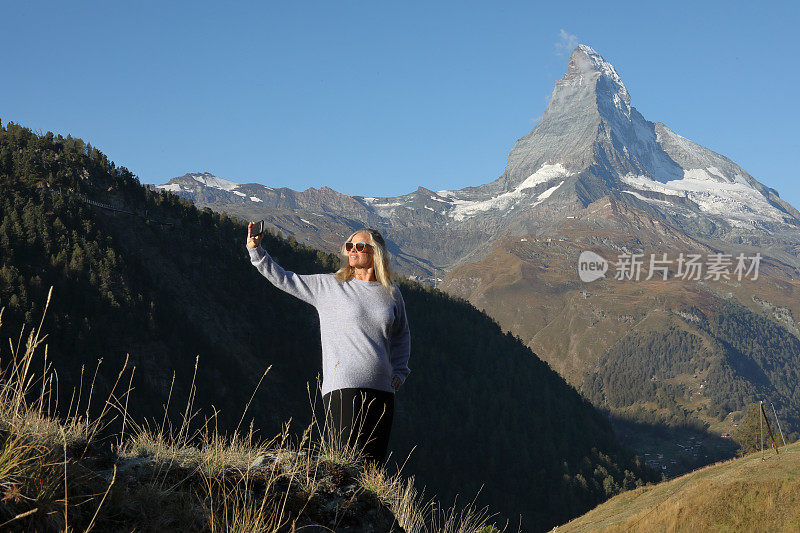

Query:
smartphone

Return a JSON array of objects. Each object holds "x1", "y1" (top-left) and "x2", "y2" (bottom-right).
[{"x1": 249, "y1": 220, "x2": 265, "y2": 238}]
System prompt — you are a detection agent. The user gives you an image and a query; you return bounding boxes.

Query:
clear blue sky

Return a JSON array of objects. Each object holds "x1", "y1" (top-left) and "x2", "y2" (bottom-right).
[{"x1": 3, "y1": 1, "x2": 799, "y2": 208}]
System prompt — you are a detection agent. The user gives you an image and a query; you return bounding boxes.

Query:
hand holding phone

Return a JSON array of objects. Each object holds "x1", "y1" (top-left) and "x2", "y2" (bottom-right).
[{"x1": 247, "y1": 220, "x2": 265, "y2": 248}]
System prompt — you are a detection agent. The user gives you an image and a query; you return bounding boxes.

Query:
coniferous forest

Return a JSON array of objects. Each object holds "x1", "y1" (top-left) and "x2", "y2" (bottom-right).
[
  {"x1": 581, "y1": 312, "x2": 800, "y2": 443},
  {"x1": 0, "y1": 119, "x2": 662, "y2": 531}
]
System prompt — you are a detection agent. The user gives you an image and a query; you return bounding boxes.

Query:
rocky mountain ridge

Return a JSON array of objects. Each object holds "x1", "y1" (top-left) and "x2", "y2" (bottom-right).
[{"x1": 153, "y1": 45, "x2": 800, "y2": 279}]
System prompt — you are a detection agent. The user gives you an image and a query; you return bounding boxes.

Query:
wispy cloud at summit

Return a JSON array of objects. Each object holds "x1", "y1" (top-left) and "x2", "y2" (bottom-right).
[{"x1": 554, "y1": 29, "x2": 578, "y2": 56}]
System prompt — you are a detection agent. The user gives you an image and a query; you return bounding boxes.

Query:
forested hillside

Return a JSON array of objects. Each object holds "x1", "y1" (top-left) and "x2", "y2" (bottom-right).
[
  {"x1": 581, "y1": 306, "x2": 800, "y2": 441},
  {"x1": 0, "y1": 119, "x2": 660, "y2": 531},
  {"x1": 577, "y1": 301, "x2": 800, "y2": 475}
]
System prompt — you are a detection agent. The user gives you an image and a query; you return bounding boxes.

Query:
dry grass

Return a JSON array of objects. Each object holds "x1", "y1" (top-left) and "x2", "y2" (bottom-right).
[
  {"x1": 0, "y1": 287, "x2": 512, "y2": 532},
  {"x1": 358, "y1": 459, "x2": 403, "y2": 504}
]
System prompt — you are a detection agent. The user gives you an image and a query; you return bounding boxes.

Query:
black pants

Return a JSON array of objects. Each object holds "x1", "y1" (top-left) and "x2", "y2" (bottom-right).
[{"x1": 322, "y1": 388, "x2": 394, "y2": 465}]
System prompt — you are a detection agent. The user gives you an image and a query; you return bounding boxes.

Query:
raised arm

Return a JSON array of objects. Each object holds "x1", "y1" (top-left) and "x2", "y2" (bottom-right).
[
  {"x1": 389, "y1": 287, "x2": 411, "y2": 386},
  {"x1": 245, "y1": 222, "x2": 322, "y2": 306},
  {"x1": 247, "y1": 245, "x2": 325, "y2": 305}
]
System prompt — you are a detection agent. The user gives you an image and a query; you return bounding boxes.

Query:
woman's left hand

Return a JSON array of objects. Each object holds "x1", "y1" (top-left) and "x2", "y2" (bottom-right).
[{"x1": 391, "y1": 375, "x2": 403, "y2": 391}]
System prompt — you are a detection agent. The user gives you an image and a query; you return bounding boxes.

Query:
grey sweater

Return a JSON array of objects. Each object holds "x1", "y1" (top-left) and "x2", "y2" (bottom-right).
[{"x1": 247, "y1": 244, "x2": 411, "y2": 396}]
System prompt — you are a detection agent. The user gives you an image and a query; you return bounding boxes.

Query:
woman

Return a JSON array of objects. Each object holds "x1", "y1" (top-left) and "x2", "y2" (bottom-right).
[{"x1": 245, "y1": 224, "x2": 411, "y2": 465}]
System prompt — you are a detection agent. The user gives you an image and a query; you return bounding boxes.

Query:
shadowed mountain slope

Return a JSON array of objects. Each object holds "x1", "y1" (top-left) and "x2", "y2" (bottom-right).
[{"x1": 0, "y1": 118, "x2": 660, "y2": 531}]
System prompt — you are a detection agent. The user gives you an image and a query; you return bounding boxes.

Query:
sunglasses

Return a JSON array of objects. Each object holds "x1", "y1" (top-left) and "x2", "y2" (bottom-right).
[{"x1": 345, "y1": 241, "x2": 374, "y2": 253}]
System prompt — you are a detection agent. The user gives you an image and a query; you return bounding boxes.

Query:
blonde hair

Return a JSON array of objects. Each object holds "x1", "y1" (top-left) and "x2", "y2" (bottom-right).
[{"x1": 334, "y1": 228, "x2": 395, "y2": 298}]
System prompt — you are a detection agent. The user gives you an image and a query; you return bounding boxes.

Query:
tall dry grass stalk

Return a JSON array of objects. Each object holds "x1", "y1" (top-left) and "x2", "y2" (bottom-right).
[
  {"x1": 0, "y1": 287, "x2": 514, "y2": 531},
  {"x1": 0, "y1": 287, "x2": 126, "y2": 530}
]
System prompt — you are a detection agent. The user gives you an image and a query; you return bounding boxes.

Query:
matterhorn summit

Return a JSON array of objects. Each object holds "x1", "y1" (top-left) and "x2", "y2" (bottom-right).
[
  {"x1": 498, "y1": 43, "x2": 682, "y2": 185},
  {"x1": 469, "y1": 44, "x2": 800, "y2": 246}
]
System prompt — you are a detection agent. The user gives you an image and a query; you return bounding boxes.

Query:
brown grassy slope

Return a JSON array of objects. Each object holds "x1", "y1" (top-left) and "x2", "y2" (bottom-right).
[
  {"x1": 552, "y1": 440, "x2": 800, "y2": 532},
  {"x1": 442, "y1": 228, "x2": 800, "y2": 388},
  {"x1": 440, "y1": 208, "x2": 800, "y2": 441}
]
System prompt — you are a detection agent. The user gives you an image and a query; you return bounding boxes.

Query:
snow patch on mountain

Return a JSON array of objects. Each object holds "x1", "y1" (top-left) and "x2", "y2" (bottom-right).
[
  {"x1": 360, "y1": 197, "x2": 409, "y2": 218},
  {"x1": 446, "y1": 164, "x2": 570, "y2": 221},
  {"x1": 188, "y1": 173, "x2": 240, "y2": 191},
  {"x1": 622, "y1": 190, "x2": 675, "y2": 206},
  {"x1": 517, "y1": 163, "x2": 570, "y2": 191},
  {"x1": 621, "y1": 171, "x2": 788, "y2": 224},
  {"x1": 533, "y1": 180, "x2": 565, "y2": 206}
]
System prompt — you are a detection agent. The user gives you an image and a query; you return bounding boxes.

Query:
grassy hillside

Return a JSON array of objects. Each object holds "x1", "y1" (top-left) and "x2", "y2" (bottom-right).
[
  {"x1": 0, "y1": 119, "x2": 660, "y2": 531},
  {"x1": 553, "y1": 440, "x2": 800, "y2": 532}
]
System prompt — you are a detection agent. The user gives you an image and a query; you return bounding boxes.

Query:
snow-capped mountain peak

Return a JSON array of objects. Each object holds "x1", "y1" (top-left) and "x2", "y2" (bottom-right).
[
  {"x1": 185, "y1": 172, "x2": 240, "y2": 191},
  {"x1": 154, "y1": 172, "x2": 241, "y2": 193},
  {"x1": 152, "y1": 44, "x2": 800, "y2": 275}
]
